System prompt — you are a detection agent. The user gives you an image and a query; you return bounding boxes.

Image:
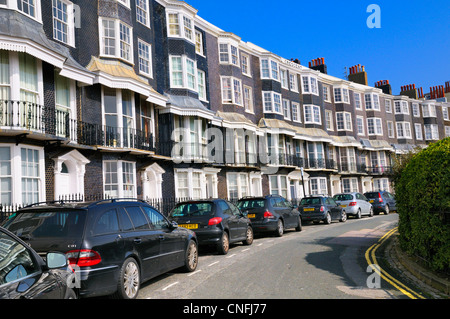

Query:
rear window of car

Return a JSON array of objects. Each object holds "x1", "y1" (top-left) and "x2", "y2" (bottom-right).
[
  {"x1": 333, "y1": 194, "x2": 354, "y2": 201},
  {"x1": 364, "y1": 192, "x2": 379, "y2": 199},
  {"x1": 170, "y1": 202, "x2": 213, "y2": 217},
  {"x1": 237, "y1": 199, "x2": 265, "y2": 209},
  {"x1": 300, "y1": 197, "x2": 322, "y2": 205},
  {"x1": 3, "y1": 210, "x2": 86, "y2": 239}
]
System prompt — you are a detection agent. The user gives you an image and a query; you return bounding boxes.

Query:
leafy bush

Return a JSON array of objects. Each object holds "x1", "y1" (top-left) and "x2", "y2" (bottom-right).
[{"x1": 394, "y1": 137, "x2": 450, "y2": 273}]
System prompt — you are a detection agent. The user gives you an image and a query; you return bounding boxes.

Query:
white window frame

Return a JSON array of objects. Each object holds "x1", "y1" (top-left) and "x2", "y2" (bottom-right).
[
  {"x1": 169, "y1": 55, "x2": 198, "y2": 91},
  {"x1": 422, "y1": 103, "x2": 436, "y2": 118},
  {"x1": 394, "y1": 100, "x2": 410, "y2": 115},
  {"x1": 396, "y1": 122, "x2": 412, "y2": 139},
  {"x1": 195, "y1": 30, "x2": 204, "y2": 56},
  {"x1": 261, "y1": 58, "x2": 279, "y2": 81},
  {"x1": 336, "y1": 112, "x2": 352, "y2": 131},
  {"x1": 367, "y1": 117, "x2": 383, "y2": 136},
  {"x1": 227, "y1": 172, "x2": 250, "y2": 199},
  {"x1": 289, "y1": 73, "x2": 298, "y2": 92},
  {"x1": 424, "y1": 124, "x2": 439, "y2": 140},
  {"x1": 325, "y1": 110, "x2": 334, "y2": 131},
  {"x1": 356, "y1": 116, "x2": 365, "y2": 136},
  {"x1": 243, "y1": 85, "x2": 254, "y2": 113},
  {"x1": 385, "y1": 99, "x2": 392, "y2": 113},
  {"x1": 323, "y1": 86, "x2": 331, "y2": 103},
  {"x1": 387, "y1": 121, "x2": 395, "y2": 138},
  {"x1": 219, "y1": 42, "x2": 240, "y2": 67},
  {"x1": 304, "y1": 105, "x2": 321, "y2": 124},
  {"x1": 354, "y1": 92, "x2": 362, "y2": 109},
  {"x1": 442, "y1": 106, "x2": 449, "y2": 120},
  {"x1": 262, "y1": 91, "x2": 282, "y2": 114},
  {"x1": 197, "y1": 70, "x2": 207, "y2": 101},
  {"x1": 303, "y1": 76, "x2": 319, "y2": 95},
  {"x1": 365, "y1": 93, "x2": 380, "y2": 110},
  {"x1": 99, "y1": 18, "x2": 134, "y2": 63},
  {"x1": 310, "y1": 177, "x2": 327, "y2": 195},
  {"x1": 414, "y1": 123, "x2": 423, "y2": 140},
  {"x1": 166, "y1": 11, "x2": 195, "y2": 43},
  {"x1": 103, "y1": 160, "x2": 136, "y2": 198},
  {"x1": 333, "y1": 86, "x2": 349, "y2": 103},
  {"x1": 342, "y1": 177, "x2": 358, "y2": 193},
  {"x1": 292, "y1": 102, "x2": 301, "y2": 123},
  {"x1": 136, "y1": 0, "x2": 150, "y2": 27},
  {"x1": 221, "y1": 76, "x2": 243, "y2": 106},
  {"x1": 412, "y1": 103, "x2": 420, "y2": 117},
  {"x1": 175, "y1": 168, "x2": 205, "y2": 199},
  {"x1": 269, "y1": 175, "x2": 288, "y2": 198},
  {"x1": 241, "y1": 53, "x2": 251, "y2": 77},
  {"x1": 137, "y1": 39, "x2": 152, "y2": 78},
  {"x1": 16, "y1": 0, "x2": 42, "y2": 22},
  {"x1": 116, "y1": 0, "x2": 130, "y2": 8},
  {"x1": 283, "y1": 99, "x2": 291, "y2": 120},
  {"x1": 52, "y1": 0, "x2": 75, "y2": 47},
  {"x1": 280, "y1": 68, "x2": 289, "y2": 89}
]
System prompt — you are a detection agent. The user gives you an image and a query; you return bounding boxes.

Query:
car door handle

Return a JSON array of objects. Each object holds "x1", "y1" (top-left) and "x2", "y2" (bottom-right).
[{"x1": 134, "y1": 238, "x2": 142, "y2": 244}]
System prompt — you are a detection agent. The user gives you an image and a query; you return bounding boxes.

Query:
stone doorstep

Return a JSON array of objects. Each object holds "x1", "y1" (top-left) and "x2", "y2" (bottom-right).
[{"x1": 390, "y1": 236, "x2": 449, "y2": 296}]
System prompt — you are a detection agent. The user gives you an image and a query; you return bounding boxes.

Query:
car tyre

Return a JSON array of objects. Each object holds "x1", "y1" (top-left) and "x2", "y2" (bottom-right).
[
  {"x1": 356, "y1": 209, "x2": 362, "y2": 219},
  {"x1": 183, "y1": 240, "x2": 198, "y2": 272},
  {"x1": 243, "y1": 226, "x2": 254, "y2": 246},
  {"x1": 295, "y1": 216, "x2": 302, "y2": 232},
  {"x1": 340, "y1": 211, "x2": 347, "y2": 222},
  {"x1": 324, "y1": 212, "x2": 332, "y2": 224},
  {"x1": 114, "y1": 257, "x2": 140, "y2": 299},
  {"x1": 369, "y1": 207, "x2": 374, "y2": 217},
  {"x1": 217, "y1": 231, "x2": 230, "y2": 255},
  {"x1": 385, "y1": 205, "x2": 390, "y2": 215},
  {"x1": 275, "y1": 219, "x2": 284, "y2": 237}
]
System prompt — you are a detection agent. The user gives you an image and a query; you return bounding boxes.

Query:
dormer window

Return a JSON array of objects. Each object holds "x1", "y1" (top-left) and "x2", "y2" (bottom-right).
[
  {"x1": 261, "y1": 58, "x2": 279, "y2": 81},
  {"x1": 303, "y1": 76, "x2": 319, "y2": 95},
  {"x1": 219, "y1": 43, "x2": 239, "y2": 66}
]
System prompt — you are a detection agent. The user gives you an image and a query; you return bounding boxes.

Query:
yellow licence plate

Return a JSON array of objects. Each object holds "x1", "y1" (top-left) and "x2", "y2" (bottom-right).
[
  {"x1": 369, "y1": 200, "x2": 374, "y2": 203},
  {"x1": 304, "y1": 208, "x2": 315, "y2": 212},
  {"x1": 247, "y1": 214, "x2": 256, "y2": 218},
  {"x1": 179, "y1": 224, "x2": 198, "y2": 230},
  {"x1": 340, "y1": 205, "x2": 347, "y2": 208}
]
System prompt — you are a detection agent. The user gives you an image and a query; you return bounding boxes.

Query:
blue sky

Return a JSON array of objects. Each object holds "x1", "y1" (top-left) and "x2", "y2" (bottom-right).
[{"x1": 186, "y1": 0, "x2": 450, "y2": 95}]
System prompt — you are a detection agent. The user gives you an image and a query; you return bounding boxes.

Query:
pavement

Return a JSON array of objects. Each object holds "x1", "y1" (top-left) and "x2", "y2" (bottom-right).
[{"x1": 384, "y1": 231, "x2": 449, "y2": 299}]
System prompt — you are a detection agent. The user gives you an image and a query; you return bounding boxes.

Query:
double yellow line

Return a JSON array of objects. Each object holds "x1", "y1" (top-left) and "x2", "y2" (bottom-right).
[{"x1": 365, "y1": 227, "x2": 426, "y2": 299}]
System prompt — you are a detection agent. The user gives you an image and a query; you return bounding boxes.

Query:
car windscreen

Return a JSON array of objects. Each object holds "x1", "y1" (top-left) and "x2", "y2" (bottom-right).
[
  {"x1": 364, "y1": 192, "x2": 379, "y2": 199},
  {"x1": 170, "y1": 202, "x2": 213, "y2": 217},
  {"x1": 333, "y1": 194, "x2": 353, "y2": 201},
  {"x1": 236, "y1": 199, "x2": 265, "y2": 209},
  {"x1": 300, "y1": 198, "x2": 322, "y2": 205},
  {"x1": 3, "y1": 210, "x2": 87, "y2": 240}
]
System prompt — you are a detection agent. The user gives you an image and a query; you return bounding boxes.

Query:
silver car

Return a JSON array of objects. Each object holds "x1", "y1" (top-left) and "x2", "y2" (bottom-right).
[{"x1": 332, "y1": 192, "x2": 373, "y2": 218}]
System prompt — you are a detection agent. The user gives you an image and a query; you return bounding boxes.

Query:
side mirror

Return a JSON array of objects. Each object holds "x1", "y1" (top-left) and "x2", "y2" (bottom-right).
[
  {"x1": 170, "y1": 221, "x2": 179, "y2": 229},
  {"x1": 46, "y1": 252, "x2": 68, "y2": 269}
]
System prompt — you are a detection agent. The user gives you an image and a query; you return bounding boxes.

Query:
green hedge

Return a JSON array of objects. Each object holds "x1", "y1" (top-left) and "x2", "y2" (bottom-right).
[{"x1": 394, "y1": 137, "x2": 450, "y2": 273}]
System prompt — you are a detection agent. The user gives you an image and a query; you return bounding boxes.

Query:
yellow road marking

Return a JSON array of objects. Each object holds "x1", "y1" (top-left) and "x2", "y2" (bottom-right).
[{"x1": 365, "y1": 227, "x2": 426, "y2": 299}]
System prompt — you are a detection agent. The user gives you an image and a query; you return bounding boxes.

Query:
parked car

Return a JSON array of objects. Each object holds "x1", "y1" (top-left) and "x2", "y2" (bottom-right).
[
  {"x1": 298, "y1": 195, "x2": 347, "y2": 224},
  {"x1": 0, "y1": 226, "x2": 76, "y2": 299},
  {"x1": 168, "y1": 199, "x2": 253, "y2": 255},
  {"x1": 332, "y1": 192, "x2": 373, "y2": 218},
  {"x1": 364, "y1": 191, "x2": 397, "y2": 215},
  {"x1": 236, "y1": 195, "x2": 302, "y2": 237},
  {"x1": 2, "y1": 199, "x2": 198, "y2": 299}
]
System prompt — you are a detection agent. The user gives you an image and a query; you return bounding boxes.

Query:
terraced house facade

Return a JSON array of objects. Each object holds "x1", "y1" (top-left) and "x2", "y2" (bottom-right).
[{"x1": 0, "y1": 0, "x2": 449, "y2": 211}]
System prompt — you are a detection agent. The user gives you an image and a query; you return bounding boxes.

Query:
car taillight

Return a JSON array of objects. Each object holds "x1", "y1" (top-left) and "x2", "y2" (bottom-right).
[
  {"x1": 378, "y1": 193, "x2": 383, "y2": 203},
  {"x1": 349, "y1": 202, "x2": 357, "y2": 206},
  {"x1": 264, "y1": 211, "x2": 275, "y2": 219},
  {"x1": 208, "y1": 217, "x2": 223, "y2": 226},
  {"x1": 320, "y1": 206, "x2": 324, "y2": 212},
  {"x1": 66, "y1": 249, "x2": 102, "y2": 267}
]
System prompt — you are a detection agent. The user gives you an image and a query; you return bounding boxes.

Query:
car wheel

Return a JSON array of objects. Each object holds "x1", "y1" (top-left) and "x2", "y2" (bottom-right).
[
  {"x1": 217, "y1": 231, "x2": 230, "y2": 255},
  {"x1": 64, "y1": 288, "x2": 77, "y2": 299},
  {"x1": 369, "y1": 207, "x2": 374, "y2": 217},
  {"x1": 243, "y1": 226, "x2": 254, "y2": 246},
  {"x1": 275, "y1": 219, "x2": 284, "y2": 237},
  {"x1": 340, "y1": 211, "x2": 347, "y2": 222},
  {"x1": 356, "y1": 209, "x2": 362, "y2": 219},
  {"x1": 114, "y1": 258, "x2": 140, "y2": 299},
  {"x1": 183, "y1": 240, "x2": 198, "y2": 272},
  {"x1": 324, "y1": 212, "x2": 332, "y2": 224},
  {"x1": 385, "y1": 205, "x2": 390, "y2": 215},
  {"x1": 295, "y1": 216, "x2": 302, "y2": 232}
]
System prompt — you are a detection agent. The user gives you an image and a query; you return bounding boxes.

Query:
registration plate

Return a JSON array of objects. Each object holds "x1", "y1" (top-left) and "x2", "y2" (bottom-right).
[
  {"x1": 369, "y1": 200, "x2": 374, "y2": 203},
  {"x1": 247, "y1": 214, "x2": 256, "y2": 218},
  {"x1": 340, "y1": 205, "x2": 347, "y2": 208},
  {"x1": 179, "y1": 224, "x2": 198, "y2": 230},
  {"x1": 303, "y1": 208, "x2": 315, "y2": 212}
]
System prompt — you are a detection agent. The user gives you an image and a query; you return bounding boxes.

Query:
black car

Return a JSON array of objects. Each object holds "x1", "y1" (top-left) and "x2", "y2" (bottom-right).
[
  {"x1": 298, "y1": 195, "x2": 347, "y2": 224},
  {"x1": 2, "y1": 199, "x2": 198, "y2": 299},
  {"x1": 236, "y1": 195, "x2": 302, "y2": 237},
  {"x1": 0, "y1": 226, "x2": 76, "y2": 299},
  {"x1": 364, "y1": 191, "x2": 397, "y2": 215},
  {"x1": 168, "y1": 199, "x2": 253, "y2": 255}
]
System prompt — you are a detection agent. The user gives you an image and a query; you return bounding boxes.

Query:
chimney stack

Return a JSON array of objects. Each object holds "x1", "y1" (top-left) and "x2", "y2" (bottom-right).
[
  {"x1": 348, "y1": 64, "x2": 368, "y2": 85},
  {"x1": 429, "y1": 85, "x2": 446, "y2": 99},
  {"x1": 309, "y1": 57, "x2": 327, "y2": 74},
  {"x1": 375, "y1": 80, "x2": 392, "y2": 95},
  {"x1": 400, "y1": 84, "x2": 418, "y2": 99}
]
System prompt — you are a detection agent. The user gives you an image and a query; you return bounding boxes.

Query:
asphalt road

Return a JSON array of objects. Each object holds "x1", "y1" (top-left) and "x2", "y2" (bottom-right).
[{"x1": 137, "y1": 213, "x2": 414, "y2": 300}]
